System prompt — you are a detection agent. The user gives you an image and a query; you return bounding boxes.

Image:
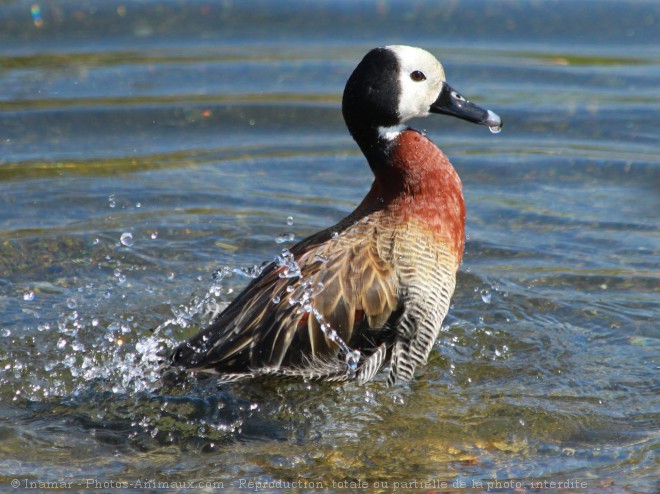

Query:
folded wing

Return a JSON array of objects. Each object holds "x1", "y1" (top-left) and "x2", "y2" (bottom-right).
[{"x1": 170, "y1": 218, "x2": 401, "y2": 381}]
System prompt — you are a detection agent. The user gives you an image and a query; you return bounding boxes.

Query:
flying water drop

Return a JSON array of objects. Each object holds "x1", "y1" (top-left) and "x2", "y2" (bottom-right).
[
  {"x1": 275, "y1": 233, "x2": 295, "y2": 244},
  {"x1": 120, "y1": 232, "x2": 134, "y2": 247}
]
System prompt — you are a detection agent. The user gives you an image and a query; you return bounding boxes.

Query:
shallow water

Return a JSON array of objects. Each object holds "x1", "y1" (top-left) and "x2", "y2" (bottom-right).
[{"x1": 1, "y1": 1, "x2": 659, "y2": 493}]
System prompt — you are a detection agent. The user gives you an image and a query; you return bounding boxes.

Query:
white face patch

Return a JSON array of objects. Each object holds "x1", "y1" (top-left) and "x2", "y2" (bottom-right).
[{"x1": 385, "y1": 45, "x2": 446, "y2": 123}]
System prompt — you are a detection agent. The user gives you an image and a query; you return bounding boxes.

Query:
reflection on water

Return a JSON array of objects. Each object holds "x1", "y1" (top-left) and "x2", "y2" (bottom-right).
[{"x1": 1, "y1": 1, "x2": 658, "y2": 493}]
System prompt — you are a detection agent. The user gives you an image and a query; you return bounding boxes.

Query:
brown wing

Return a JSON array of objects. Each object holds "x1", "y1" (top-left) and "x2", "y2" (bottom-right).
[{"x1": 170, "y1": 216, "x2": 400, "y2": 378}]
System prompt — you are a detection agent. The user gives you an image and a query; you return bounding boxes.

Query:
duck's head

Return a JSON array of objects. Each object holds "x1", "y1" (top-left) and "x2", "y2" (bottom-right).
[{"x1": 342, "y1": 45, "x2": 501, "y2": 160}]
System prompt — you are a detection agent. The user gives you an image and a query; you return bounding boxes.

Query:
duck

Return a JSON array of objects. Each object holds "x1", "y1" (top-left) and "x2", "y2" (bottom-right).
[{"x1": 169, "y1": 45, "x2": 501, "y2": 385}]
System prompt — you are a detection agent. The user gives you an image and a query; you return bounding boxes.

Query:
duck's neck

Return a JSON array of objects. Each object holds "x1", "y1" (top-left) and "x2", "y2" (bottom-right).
[
  {"x1": 356, "y1": 128, "x2": 466, "y2": 267},
  {"x1": 347, "y1": 125, "x2": 398, "y2": 172}
]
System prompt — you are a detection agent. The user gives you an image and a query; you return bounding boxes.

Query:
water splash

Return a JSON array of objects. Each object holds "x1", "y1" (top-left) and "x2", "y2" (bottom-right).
[
  {"x1": 9, "y1": 233, "x2": 363, "y2": 410},
  {"x1": 272, "y1": 247, "x2": 361, "y2": 376},
  {"x1": 233, "y1": 265, "x2": 264, "y2": 279},
  {"x1": 275, "y1": 248, "x2": 302, "y2": 279},
  {"x1": 313, "y1": 309, "x2": 361, "y2": 374}
]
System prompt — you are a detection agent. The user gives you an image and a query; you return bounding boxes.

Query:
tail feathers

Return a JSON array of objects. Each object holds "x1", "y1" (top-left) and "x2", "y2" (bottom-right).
[
  {"x1": 253, "y1": 357, "x2": 353, "y2": 383},
  {"x1": 356, "y1": 343, "x2": 387, "y2": 384},
  {"x1": 170, "y1": 336, "x2": 392, "y2": 385}
]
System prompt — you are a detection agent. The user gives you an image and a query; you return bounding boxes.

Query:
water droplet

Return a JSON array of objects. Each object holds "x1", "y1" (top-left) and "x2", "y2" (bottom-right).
[
  {"x1": 92, "y1": 318, "x2": 99, "y2": 327},
  {"x1": 489, "y1": 124, "x2": 502, "y2": 134},
  {"x1": 234, "y1": 265, "x2": 263, "y2": 278},
  {"x1": 23, "y1": 290, "x2": 35, "y2": 301},
  {"x1": 151, "y1": 231, "x2": 158, "y2": 240},
  {"x1": 135, "y1": 201, "x2": 141, "y2": 208},
  {"x1": 286, "y1": 216, "x2": 294, "y2": 226},
  {"x1": 167, "y1": 272, "x2": 175, "y2": 280},
  {"x1": 275, "y1": 233, "x2": 295, "y2": 244},
  {"x1": 480, "y1": 289, "x2": 491, "y2": 304},
  {"x1": 331, "y1": 231, "x2": 339, "y2": 239},
  {"x1": 93, "y1": 238, "x2": 100, "y2": 245},
  {"x1": 108, "y1": 194, "x2": 116, "y2": 208},
  {"x1": 271, "y1": 295, "x2": 281, "y2": 304},
  {"x1": 346, "y1": 350, "x2": 360, "y2": 370},
  {"x1": 2, "y1": 328, "x2": 11, "y2": 337},
  {"x1": 120, "y1": 232, "x2": 134, "y2": 247},
  {"x1": 66, "y1": 298, "x2": 77, "y2": 309},
  {"x1": 118, "y1": 272, "x2": 127, "y2": 284},
  {"x1": 56, "y1": 338, "x2": 67, "y2": 350}
]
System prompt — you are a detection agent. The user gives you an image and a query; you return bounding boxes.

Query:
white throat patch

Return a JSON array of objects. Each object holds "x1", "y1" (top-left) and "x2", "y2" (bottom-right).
[{"x1": 378, "y1": 124, "x2": 406, "y2": 141}]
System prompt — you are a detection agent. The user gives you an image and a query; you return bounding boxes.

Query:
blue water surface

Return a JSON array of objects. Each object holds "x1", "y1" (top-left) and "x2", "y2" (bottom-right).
[{"x1": 0, "y1": 1, "x2": 658, "y2": 493}]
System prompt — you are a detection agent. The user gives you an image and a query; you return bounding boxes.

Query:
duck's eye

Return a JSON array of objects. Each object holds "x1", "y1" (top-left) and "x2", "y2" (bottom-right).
[{"x1": 410, "y1": 70, "x2": 426, "y2": 82}]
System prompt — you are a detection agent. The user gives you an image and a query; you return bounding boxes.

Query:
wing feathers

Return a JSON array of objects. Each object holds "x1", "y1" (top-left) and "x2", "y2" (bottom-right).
[{"x1": 171, "y1": 218, "x2": 401, "y2": 383}]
